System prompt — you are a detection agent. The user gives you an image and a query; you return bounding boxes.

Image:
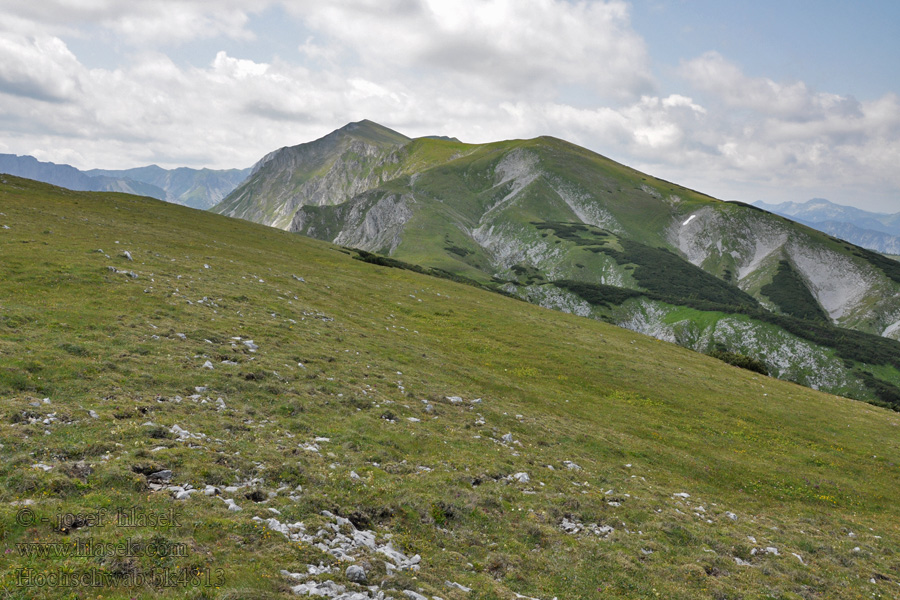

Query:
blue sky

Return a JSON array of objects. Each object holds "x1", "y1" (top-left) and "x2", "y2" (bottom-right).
[
  {"x1": 632, "y1": 1, "x2": 900, "y2": 100},
  {"x1": 0, "y1": 0, "x2": 897, "y2": 211}
]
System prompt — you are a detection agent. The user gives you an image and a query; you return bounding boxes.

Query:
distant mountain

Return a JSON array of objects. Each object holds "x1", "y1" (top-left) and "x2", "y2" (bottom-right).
[
  {"x1": 0, "y1": 154, "x2": 249, "y2": 209},
  {"x1": 755, "y1": 198, "x2": 900, "y2": 253},
  {"x1": 212, "y1": 120, "x2": 900, "y2": 405},
  {"x1": 0, "y1": 154, "x2": 167, "y2": 198}
]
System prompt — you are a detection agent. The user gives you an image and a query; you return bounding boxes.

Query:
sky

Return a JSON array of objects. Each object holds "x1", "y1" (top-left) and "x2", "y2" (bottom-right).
[{"x1": 0, "y1": 1, "x2": 898, "y2": 212}]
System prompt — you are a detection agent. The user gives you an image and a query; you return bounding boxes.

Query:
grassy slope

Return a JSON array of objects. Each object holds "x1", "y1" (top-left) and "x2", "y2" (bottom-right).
[
  {"x1": 333, "y1": 138, "x2": 900, "y2": 403},
  {"x1": 1, "y1": 176, "x2": 899, "y2": 600}
]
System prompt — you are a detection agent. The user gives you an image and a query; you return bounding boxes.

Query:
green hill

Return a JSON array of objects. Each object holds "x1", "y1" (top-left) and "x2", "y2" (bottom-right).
[
  {"x1": 2, "y1": 175, "x2": 900, "y2": 599},
  {"x1": 214, "y1": 123, "x2": 900, "y2": 406}
]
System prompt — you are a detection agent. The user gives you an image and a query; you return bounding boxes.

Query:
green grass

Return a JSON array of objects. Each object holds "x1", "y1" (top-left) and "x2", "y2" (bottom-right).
[{"x1": 1, "y1": 176, "x2": 900, "y2": 599}]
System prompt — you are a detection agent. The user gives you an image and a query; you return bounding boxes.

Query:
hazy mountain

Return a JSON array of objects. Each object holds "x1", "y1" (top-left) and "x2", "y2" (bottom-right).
[
  {"x1": 0, "y1": 153, "x2": 167, "y2": 198},
  {"x1": 212, "y1": 121, "x2": 900, "y2": 403},
  {"x1": 0, "y1": 153, "x2": 249, "y2": 209},
  {"x1": 755, "y1": 198, "x2": 900, "y2": 253}
]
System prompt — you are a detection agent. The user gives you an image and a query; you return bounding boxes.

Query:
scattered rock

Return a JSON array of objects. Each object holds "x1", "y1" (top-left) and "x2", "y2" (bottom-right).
[
  {"x1": 445, "y1": 581, "x2": 472, "y2": 593},
  {"x1": 221, "y1": 497, "x2": 242, "y2": 512},
  {"x1": 147, "y1": 469, "x2": 173, "y2": 483},
  {"x1": 107, "y1": 266, "x2": 138, "y2": 278},
  {"x1": 560, "y1": 517, "x2": 613, "y2": 538},
  {"x1": 345, "y1": 564, "x2": 367, "y2": 584}
]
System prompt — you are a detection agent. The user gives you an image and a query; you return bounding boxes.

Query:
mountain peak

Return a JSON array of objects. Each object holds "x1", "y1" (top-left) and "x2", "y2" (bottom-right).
[{"x1": 332, "y1": 119, "x2": 411, "y2": 147}]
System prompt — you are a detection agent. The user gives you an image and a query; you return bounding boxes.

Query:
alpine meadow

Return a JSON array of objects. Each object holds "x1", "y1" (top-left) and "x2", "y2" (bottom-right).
[{"x1": 2, "y1": 171, "x2": 899, "y2": 600}]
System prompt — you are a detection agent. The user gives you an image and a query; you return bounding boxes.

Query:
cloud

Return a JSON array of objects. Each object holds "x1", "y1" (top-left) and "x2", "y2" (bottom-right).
[
  {"x1": 291, "y1": 0, "x2": 654, "y2": 101},
  {"x1": 661, "y1": 52, "x2": 900, "y2": 203},
  {"x1": 0, "y1": 34, "x2": 82, "y2": 101},
  {"x1": 678, "y1": 51, "x2": 863, "y2": 122},
  {"x1": 0, "y1": 0, "x2": 267, "y2": 45}
]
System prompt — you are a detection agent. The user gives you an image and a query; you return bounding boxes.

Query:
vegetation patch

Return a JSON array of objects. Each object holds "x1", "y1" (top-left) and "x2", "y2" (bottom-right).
[
  {"x1": 351, "y1": 249, "x2": 511, "y2": 296},
  {"x1": 760, "y1": 260, "x2": 829, "y2": 323},
  {"x1": 848, "y1": 244, "x2": 900, "y2": 285},
  {"x1": 599, "y1": 239, "x2": 759, "y2": 309},
  {"x1": 531, "y1": 221, "x2": 609, "y2": 246},
  {"x1": 707, "y1": 347, "x2": 769, "y2": 376},
  {"x1": 553, "y1": 280, "x2": 643, "y2": 308}
]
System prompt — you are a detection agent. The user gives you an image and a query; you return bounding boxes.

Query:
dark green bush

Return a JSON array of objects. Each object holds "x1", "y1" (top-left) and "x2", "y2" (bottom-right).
[
  {"x1": 761, "y1": 260, "x2": 828, "y2": 322},
  {"x1": 707, "y1": 349, "x2": 769, "y2": 376}
]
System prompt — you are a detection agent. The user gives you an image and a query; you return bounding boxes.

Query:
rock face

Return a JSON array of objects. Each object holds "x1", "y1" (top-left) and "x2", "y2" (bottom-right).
[
  {"x1": 214, "y1": 120, "x2": 411, "y2": 230},
  {"x1": 292, "y1": 191, "x2": 415, "y2": 254}
]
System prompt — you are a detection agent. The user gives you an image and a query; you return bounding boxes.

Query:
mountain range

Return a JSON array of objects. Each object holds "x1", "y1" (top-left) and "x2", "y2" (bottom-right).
[
  {"x1": 212, "y1": 120, "x2": 900, "y2": 407},
  {"x1": 754, "y1": 198, "x2": 900, "y2": 255},
  {"x1": 0, "y1": 153, "x2": 249, "y2": 209}
]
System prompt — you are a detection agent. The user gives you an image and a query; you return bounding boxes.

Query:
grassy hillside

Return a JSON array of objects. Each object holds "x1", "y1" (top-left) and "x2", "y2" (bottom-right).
[
  {"x1": 1, "y1": 176, "x2": 899, "y2": 599},
  {"x1": 284, "y1": 133, "x2": 900, "y2": 404}
]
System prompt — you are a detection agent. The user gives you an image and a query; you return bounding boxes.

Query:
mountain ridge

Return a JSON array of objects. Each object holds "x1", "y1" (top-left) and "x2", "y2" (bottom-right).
[
  {"x1": 212, "y1": 121, "x2": 900, "y2": 405},
  {"x1": 0, "y1": 153, "x2": 250, "y2": 209},
  {"x1": 754, "y1": 198, "x2": 900, "y2": 253}
]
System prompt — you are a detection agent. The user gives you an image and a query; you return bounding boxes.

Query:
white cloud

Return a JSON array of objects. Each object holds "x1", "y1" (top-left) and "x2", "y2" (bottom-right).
[
  {"x1": 0, "y1": 34, "x2": 82, "y2": 101},
  {"x1": 679, "y1": 51, "x2": 864, "y2": 122},
  {"x1": 291, "y1": 0, "x2": 654, "y2": 101},
  {"x1": 654, "y1": 52, "x2": 900, "y2": 205},
  {"x1": 0, "y1": 0, "x2": 267, "y2": 45}
]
